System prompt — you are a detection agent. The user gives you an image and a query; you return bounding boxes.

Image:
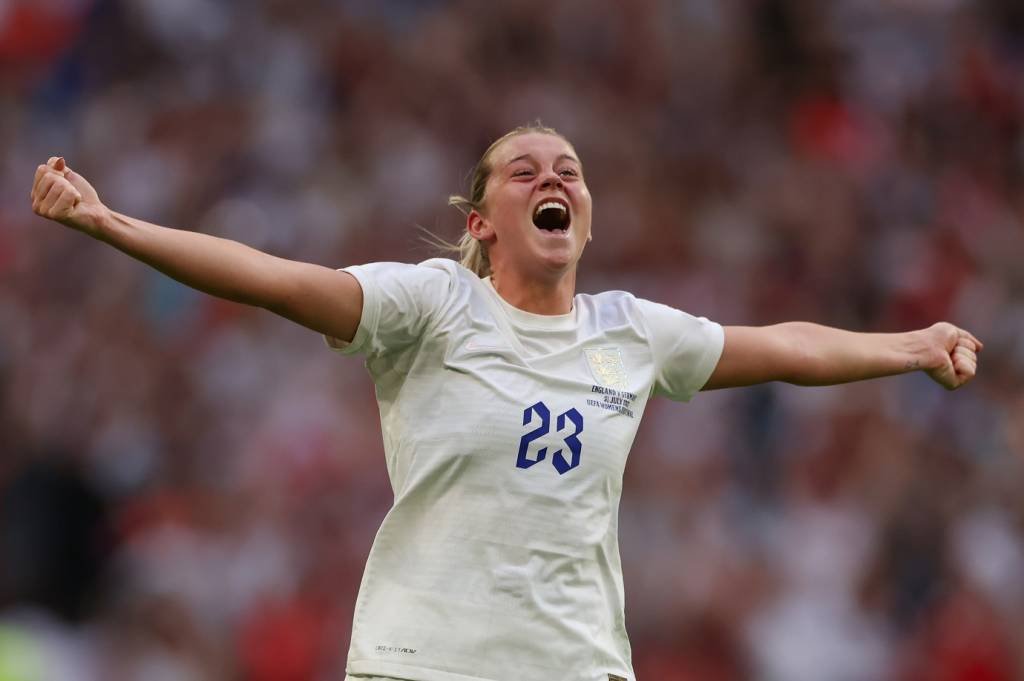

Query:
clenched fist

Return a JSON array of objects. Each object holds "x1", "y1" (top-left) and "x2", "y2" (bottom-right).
[
  {"x1": 920, "y1": 322, "x2": 982, "y2": 390},
  {"x1": 30, "y1": 157, "x2": 109, "y2": 235}
]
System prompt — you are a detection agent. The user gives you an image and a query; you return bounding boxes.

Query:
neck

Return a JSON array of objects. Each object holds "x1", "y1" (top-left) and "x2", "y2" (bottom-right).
[{"x1": 490, "y1": 266, "x2": 576, "y2": 315}]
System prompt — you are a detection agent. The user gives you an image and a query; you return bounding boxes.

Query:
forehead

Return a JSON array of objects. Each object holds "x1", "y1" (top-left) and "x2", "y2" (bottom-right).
[{"x1": 490, "y1": 132, "x2": 579, "y2": 167}]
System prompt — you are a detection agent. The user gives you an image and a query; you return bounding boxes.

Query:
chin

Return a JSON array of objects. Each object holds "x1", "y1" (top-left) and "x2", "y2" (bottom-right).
[{"x1": 535, "y1": 249, "x2": 578, "y2": 274}]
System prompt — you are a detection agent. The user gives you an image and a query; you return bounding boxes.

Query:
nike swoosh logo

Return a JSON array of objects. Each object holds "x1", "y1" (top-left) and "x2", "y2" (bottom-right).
[{"x1": 465, "y1": 341, "x2": 507, "y2": 351}]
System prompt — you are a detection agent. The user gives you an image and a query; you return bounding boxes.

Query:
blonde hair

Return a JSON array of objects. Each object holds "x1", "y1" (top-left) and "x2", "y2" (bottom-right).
[{"x1": 440, "y1": 123, "x2": 570, "y2": 278}]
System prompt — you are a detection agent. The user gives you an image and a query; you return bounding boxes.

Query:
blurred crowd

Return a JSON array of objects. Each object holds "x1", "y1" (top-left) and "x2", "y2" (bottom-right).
[{"x1": 2, "y1": 0, "x2": 1024, "y2": 679}]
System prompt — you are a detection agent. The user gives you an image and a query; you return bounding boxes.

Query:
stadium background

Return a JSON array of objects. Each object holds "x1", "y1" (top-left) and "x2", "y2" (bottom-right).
[{"x1": 2, "y1": 0, "x2": 1023, "y2": 679}]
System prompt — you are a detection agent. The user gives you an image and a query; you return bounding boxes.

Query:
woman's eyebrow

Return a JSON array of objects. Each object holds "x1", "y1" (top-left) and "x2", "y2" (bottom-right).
[
  {"x1": 504, "y1": 153, "x2": 581, "y2": 167},
  {"x1": 505, "y1": 154, "x2": 534, "y2": 167}
]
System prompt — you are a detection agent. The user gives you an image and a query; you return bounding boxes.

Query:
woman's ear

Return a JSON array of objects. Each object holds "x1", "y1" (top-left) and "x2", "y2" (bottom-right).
[{"x1": 467, "y1": 210, "x2": 495, "y2": 242}]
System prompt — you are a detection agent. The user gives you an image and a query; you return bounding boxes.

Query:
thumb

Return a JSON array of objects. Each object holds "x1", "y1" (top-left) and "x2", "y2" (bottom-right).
[
  {"x1": 62, "y1": 166, "x2": 93, "y2": 197},
  {"x1": 930, "y1": 355, "x2": 958, "y2": 390}
]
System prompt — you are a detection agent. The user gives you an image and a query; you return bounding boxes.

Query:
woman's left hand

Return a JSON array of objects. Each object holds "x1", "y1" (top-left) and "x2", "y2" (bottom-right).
[{"x1": 920, "y1": 322, "x2": 982, "y2": 390}]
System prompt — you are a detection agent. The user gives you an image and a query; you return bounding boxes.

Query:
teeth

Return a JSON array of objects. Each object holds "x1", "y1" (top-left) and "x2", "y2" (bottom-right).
[{"x1": 534, "y1": 201, "x2": 567, "y2": 217}]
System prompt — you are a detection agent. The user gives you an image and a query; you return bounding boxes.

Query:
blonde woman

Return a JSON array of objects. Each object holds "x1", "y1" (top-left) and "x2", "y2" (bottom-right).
[{"x1": 31, "y1": 124, "x2": 980, "y2": 681}]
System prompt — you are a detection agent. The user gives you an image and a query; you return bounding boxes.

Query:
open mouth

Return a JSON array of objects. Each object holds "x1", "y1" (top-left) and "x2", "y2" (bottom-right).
[{"x1": 532, "y1": 198, "x2": 571, "y2": 232}]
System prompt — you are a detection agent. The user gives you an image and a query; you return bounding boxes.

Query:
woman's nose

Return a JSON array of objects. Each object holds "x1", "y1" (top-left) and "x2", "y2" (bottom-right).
[{"x1": 539, "y1": 172, "x2": 563, "y2": 190}]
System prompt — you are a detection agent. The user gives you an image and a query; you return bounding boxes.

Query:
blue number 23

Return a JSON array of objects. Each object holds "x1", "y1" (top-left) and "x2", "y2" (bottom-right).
[{"x1": 516, "y1": 401, "x2": 584, "y2": 475}]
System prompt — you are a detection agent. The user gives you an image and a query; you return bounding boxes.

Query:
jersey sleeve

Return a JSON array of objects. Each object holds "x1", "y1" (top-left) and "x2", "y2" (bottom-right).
[
  {"x1": 323, "y1": 259, "x2": 455, "y2": 357},
  {"x1": 635, "y1": 298, "x2": 725, "y2": 401}
]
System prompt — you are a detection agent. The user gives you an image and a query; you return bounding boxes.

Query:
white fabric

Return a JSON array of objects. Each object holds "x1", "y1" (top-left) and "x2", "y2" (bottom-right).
[{"x1": 328, "y1": 259, "x2": 724, "y2": 681}]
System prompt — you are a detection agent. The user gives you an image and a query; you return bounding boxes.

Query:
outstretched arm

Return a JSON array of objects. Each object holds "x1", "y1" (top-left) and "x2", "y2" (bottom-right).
[
  {"x1": 30, "y1": 157, "x2": 362, "y2": 343},
  {"x1": 703, "y1": 322, "x2": 981, "y2": 391}
]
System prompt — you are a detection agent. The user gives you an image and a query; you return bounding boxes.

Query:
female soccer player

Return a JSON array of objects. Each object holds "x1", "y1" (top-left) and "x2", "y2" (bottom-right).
[{"x1": 30, "y1": 124, "x2": 980, "y2": 681}]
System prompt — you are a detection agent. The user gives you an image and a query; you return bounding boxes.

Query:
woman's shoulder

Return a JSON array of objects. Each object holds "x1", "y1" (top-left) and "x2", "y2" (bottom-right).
[
  {"x1": 577, "y1": 287, "x2": 638, "y2": 303},
  {"x1": 576, "y1": 289, "x2": 709, "y2": 330},
  {"x1": 575, "y1": 287, "x2": 640, "y2": 311},
  {"x1": 574, "y1": 288, "x2": 646, "y2": 329},
  {"x1": 414, "y1": 257, "x2": 482, "y2": 285}
]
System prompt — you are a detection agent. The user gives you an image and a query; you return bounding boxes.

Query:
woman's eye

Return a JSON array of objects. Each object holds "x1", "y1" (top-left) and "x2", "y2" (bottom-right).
[
  {"x1": 559, "y1": 169, "x2": 578, "y2": 177},
  {"x1": 512, "y1": 169, "x2": 533, "y2": 177}
]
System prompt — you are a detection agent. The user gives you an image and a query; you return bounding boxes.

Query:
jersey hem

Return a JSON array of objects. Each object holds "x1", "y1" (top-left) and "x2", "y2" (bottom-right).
[
  {"x1": 348, "y1": 660, "x2": 500, "y2": 681},
  {"x1": 689, "y1": 320, "x2": 726, "y2": 398},
  {"x1": 324, "y1": 266, "x2": 375, "y2": 354}
]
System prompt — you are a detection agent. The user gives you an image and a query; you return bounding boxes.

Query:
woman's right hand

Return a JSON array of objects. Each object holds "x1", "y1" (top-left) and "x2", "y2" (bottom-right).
[
  {"x1": 28, "y1": 155, "x2": 363, "y2": 342},
  {"x1": 30, "y1": 157, "x2": 110, "y2": 236}
]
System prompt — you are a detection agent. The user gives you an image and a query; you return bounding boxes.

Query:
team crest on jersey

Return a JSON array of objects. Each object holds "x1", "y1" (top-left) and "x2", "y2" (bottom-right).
[{"x1": 584, "y1": 347, "x2": 627, "y2": 388}]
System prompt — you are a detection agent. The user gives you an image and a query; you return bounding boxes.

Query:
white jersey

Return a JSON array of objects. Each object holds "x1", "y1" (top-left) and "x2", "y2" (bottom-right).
[{"x1": 329, "y1": 259, "x2": 723, "y2": 681}]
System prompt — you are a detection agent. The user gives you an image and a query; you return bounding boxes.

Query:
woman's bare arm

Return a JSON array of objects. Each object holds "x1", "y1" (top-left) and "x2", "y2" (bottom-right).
[
  {"x1": 30, "y1": 157, "x2": 362, "y2": 342},
  {"x1": 703, "y1": 322, "x2": 981, "y2": 391}
]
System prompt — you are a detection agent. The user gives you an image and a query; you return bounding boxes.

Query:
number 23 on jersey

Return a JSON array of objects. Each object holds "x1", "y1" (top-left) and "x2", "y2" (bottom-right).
[{"x1": 516, "y1": 401, "x2": 584, "y2": 475}]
